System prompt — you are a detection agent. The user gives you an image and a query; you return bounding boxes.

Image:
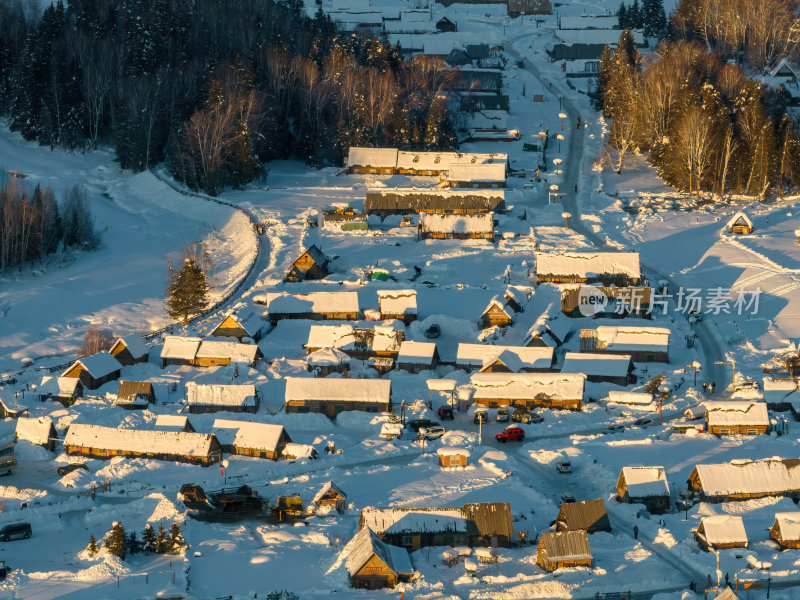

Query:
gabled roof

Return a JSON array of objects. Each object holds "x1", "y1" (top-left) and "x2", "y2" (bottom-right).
[
  {"x1": 342, "y1": 527, "x2": 413, "y2": 577},
  {"x1": 110, "y1": 334, "x2": 148, "y2": 360},
  {"x1": 306, "y1": 324, "x2": 403, "y2": 354},
  {"x1": 397, "y1": 341, "x2": 437, "y2": 363},
  {"x1": 346, "y1": 147, "x2": 398, "y2": 169},
  {"x1": 593, "y1": 326, "x2": 671, "y2": 353},
  {"x1": 210, "y1": 310, "x2": 264, "y2": 338},
  {"x1": 195, "y1": 340, "x2": 260, "y2": 363},
  {"x1": 446, "y1": 163, "x2": 506, "y2": 183},
  {"x1": 65, "y1": 351, "x2": 122, "y2": 379},
  {"x1": 284, "y1": 377, "x2": 391, "y2": 404},
  {"x1": 690, "y1": 458, "x2": 800, "y2": 497},
  {"x1": 556, "y1": 499, "x2": 610, "y2": 532},
  {"x1": 772, "y1": 512, "x2": 800, "y2": 541},
  {"x1": 482, "y1": 295, "x2": 514, "y2": 319},
  {"x1": 419, "y1": 213, "x2": 494, "y2": 235},
  {"x1": 455, "y1": 344, "x2": 554, "y2": 371},
  {"x1": 481, "y1": 349, "x2": 524, "y2": 373},
  {"x1": 562, "y1": 353, "x2": 632, "y2": 378},
  {"x1": 535, "y1": 251, "x2": 640, "y2": 279},
  {"x1": 770, "y1": 58, "x2": 797, "y2": 79},
  {"x1": 117, "y1": 380, "x2": 154, "y2": 402},
  {"x1": 698, "y1": 515, "x2": 747, "y2": 546},
  {"x1": 313, "y1": 481, "x2": 347, "y2": 505},
  {"x1": 232, "y1": 422, "x2": 290, "y2": 451},
  {"x1": 607, "y1": 391, "x2": 653, "y2": 405},
  {"x1": 161, "y1": 336, "x2": 202, "y2": 361},
  {"x1": 296, "y1": 244, "x2": 327, "y2": 267},
  {"x1": 37, "y1": 376, "x2": 80, "y2": 397},
  {"x1": 619, "y1": 466, "x2": 669, "y2": 498},
  {"x1": 471, "y1": 372, "x2": 585, "y2": 402},
  {"x1": 705, "y1": 401, "x2": 769, "y2": 427},
  {"x1": 15, "y1": 416, "x2": 54, "y2": 446},
  {"x1": 185, "y1": 383, "x2": 257, "y2": 408},
  {"x1": 154, "y1": 414, "x2": 189, "y2": 430},
  {"x1": 538, "y1": 530, "x2": 592, "y2": 562},
  {"x1": 377, "y1": 289, "x2": 417, "y2": 316},
  {"x1": 715, "y1": 588, "x2": 741, "y2": 600},
  {"x1": 63, "y1": 423, "x2": 217, "y2": 457},
  {"x1": 727, "y1": 211, "x2": 754, "y2": 229},
  {"x1": 361, "y1": 502, "x2": 512, "y2": 538}
]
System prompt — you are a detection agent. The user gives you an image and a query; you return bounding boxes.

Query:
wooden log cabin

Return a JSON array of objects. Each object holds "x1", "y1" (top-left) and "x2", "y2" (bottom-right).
[
  {"x1": 256, "y1": 292, "x2": 360, "y2": 325},
  {"x1": 284, "y1": 244, "x2": 329, "y2": 283},
  {"x1": 36, "y1": 376, "x2": 83, "y2": 406},
  {"x1": 694, "y1": 515, "x2": 748, "y2": 551},
  {"x1": 284, "y1": 378, "x2": 391, "y2": 418},
  {"x1": 442, "y1": 162, "x2": 507, "y2": 188},
  {"x1": 616, "y1": 466, "x2": 670, "y2": 513},
  {"x1": 313, "y1": 481, "x2": 348, "y2": 512},
  {"x1": 377, "y1": 289, "x2": 417, "y2": 324},
  {"x1": 365, "y1": 189, "x2": 505, "y2": 218},
  {"x1": 456, "y1": 344, "x2": 555, "y2": 373},
  {"x1": 561, "y1": 353, "x2": 635, "y2": 386},
  {"x1": 579, "y1": 326, "x2": 670, "y2": 362},
  {"x1": 437, "y1": 447, "x2": 469, "y2": 468},
  {"x1": 727, "y1": 211, "x2": 754, "y2": 234},
  {"x1": 345, "y1": 147, "x2": 399, "y2": 174},
  {"x1": 341, "y1": 527, "x2": 414, "y2": 590},
  {"x1": 687, "y1": 458, "x2": 800, "y2": 502},
  {"x1": 306, "y1": 347, "x2": 351, "y2": 377},
  {"x1": 395, "y1": 150, "x2": 507, "y2": 177},
  {"x1": 232, "y1": 422, "x2": 292, "y2": 459},
  {"x1": 61, "y1": 351, "x2": 123, "y2": 391},
  {"x1": 704, "y1": 401, "x2": 770, "y2": 436},
  {"x1": 534, "y1": 251, "x2": 642, "y2": 286},
  {"x1": 184, "y1": 383, "x2": 258, "y2": 414},
  {"x1": 108, "y1": 334, "x2": 148, "y2": 366},
  {"x1": 15, "y1": 416, "x2": 57, "y2": 451},
  {"x1": 116, "y1": 380, "x2": 156, "y2": 408},
  {"x1": 470, "y1": 372, "x2": 586, "y2": 411},
  {"x1": 396, "y1": 341, "x2": 439, "y2": 373},
  {"x1": 208, "y1": 311, "x2": 266, "y2": 341},
  {"x1": 770, "y1": 513, "x2": 800, "y2": 549},
  {"x1": 63, "y1": 423, "x2": 222, "y2": 466},
  {"x1": 160, "y1": 336, "x2": 262, "y2": 368},
  {"x1": 305, "y1": 324, "x2": 404, "y2": 361},
  {"x1": 561, "y1": 286, "x2": 652, "y2": 318},
  {"x1": 418, "y1": 213, "x2": 494, "y2": 240},
  {"x1": 536, "y1": 531, "x2": 592, "y2": 572},
  {"x1": 480, "y1": 296, "x2": 515, "y2": 328},
  {"x1": 555, "y1": 499, "x2": 611, "y2": 533}
]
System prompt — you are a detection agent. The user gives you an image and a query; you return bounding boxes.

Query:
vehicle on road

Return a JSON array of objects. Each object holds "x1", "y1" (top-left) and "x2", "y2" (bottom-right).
[
  {"x1": 495, "y1": 426, "x2": 525, "y2": 443},
  {"x1": 633, "y1": 417, "x2": 654, "y2": 428},
  {"x1": 57, "y1": 463, "x2": 89, "y2": 477},
  {"x1": 607, "y1": 424, "x2": 624, "y2": 432},
  {"x1": 438, "y1": 405, "x2": 454, "y2": 420},
  {"x1": 556, "y1": 459, "x2": 572, "y2": 474},
  {"x1": 0, "y1": 523, "x2": 31, "y2": 541},
  {"x1": 406, "y1": 419, "x2": 437, "y2": 433},
  {"x1": 560, "y1": 493, "x2": 576, "y2": 504},
  {"x1": 425, "y1": 324, "x2": 441, "y2": 339},
  {"x1": 419, "y1": 425, "x2": 445, "y2": 440},
  {"x1": 496, "y1": 405, "x2": 510, "y2": 422},
  {"x1": 473, "y1": 408, "x2": 488, "y2": 424}
]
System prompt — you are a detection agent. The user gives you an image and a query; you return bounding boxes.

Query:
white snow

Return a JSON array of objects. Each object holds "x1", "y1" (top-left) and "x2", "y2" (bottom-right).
[
  {"x1": 562, "y1": 352, "x2": 631, "y2": 378},
  {"x1": 619, "y1": 466, "x2": 669, "y2": 498},
  {"x1": 63, "y1": 423, "x2": 217, "y2": 457},
  {"x1": 535, "y1": 251, "x2": 641, "y2": 279},
  {"x1": 14, "y1": 416, "x2": 53, "y2": 446},
  {"x1": 284, "y1": 377, "x2": 391, "y2": 404},
  {"x1": 457, "y1": 343, "x2": 554, "y2": 371},
  {"x1": 184, "y1": 383, "x2": 257, "y2": 409}
]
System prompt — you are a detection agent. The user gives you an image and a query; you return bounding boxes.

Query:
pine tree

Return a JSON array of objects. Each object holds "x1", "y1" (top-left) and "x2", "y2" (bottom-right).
[
  {"x1": 642, "y1": 0, "x2": 667, "y2": 39},
  {"x1": 617, "y1": 2, "x2": 629, "y2": 29},
  {"x1": 590, "y1": 44, "x2": 613, "y2": 112},
  {"x1": 104, "y1": 522, "x2": 126, "y2": 560},
  {"x1": 630, "y1": 0, "x2": 643, "y2": 28},
  {"x1": 168, "y1": 522, "x2": 185, "y2": 553},
  {"x1": 87, "y1": 534, "x2": 98, "y2": 555},
  {"x1": 127, "y1": 531, "x2": 141, "y2": 555},
  {"x1": 165, "y1": 258, "x2": 209, "y2": 325},
  {"x1": 142, "y1": 524, "x2": 157, "y2": 554},
  {"x1": 155, "y1": 523, "x2": 168, "y2": 554}
]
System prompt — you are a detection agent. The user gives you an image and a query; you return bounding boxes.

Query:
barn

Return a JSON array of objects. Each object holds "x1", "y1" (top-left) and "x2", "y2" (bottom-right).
[
  {"x1": 36, "y1": 376, "x2": 83, "y2": 406},
  {"x1": 256, "y1": 291, "x2": 360, "y2": 324},
  {"x1": 284, "y1": 377, "x2": 391, "y2": 417},
  {"x1": 377, "y1": 289, "x2": 417, "y2": 324},
  {"x1": 232, "y1": 422, "x2": 292, "y2": 460},
  {"x1": 616, "y1": 466, "x2": 670, "y2": 513},
  {"x1": 480, "y1": 296, "x2": 514, "y2": 328},
  {"x1": 579, "y1": 326, "x2": 670, "y2": 362},
  {"x1": 535, "y1": 251, "x2": 641, "y2": 286},
  {"x1": 63, "y1": 423, "x2": 222, "y2": 466},
  {"x1": 769, "y1": 513, "x2": 800, "y2": 549},
  {"x1": 471, "y1": 372, "x2": 586, "y2": 411},
  {"x1": 536, "y1": 531, "x2": 592, "y2": 572},
  {"x1": 116, "y1": 380, "x2": 156, "y2": 408},
  {"x1": 561, "y1": 353, "x2": 635, "y2": 386},
  {"x1": 345, "y1": 147, "x2": 399, "y2": 174},
  {"x1": 341, "y1": 527, "x2": 414, "y2": 590},
  {"x1": 15, "y1": 416, "x2": 57, "y2": 451},
  {"x1": 61, "y1": 351, "x2": 123, "y2": 390},
  {"x1": 284, "y1": 244, "x2": 329, "y2": 283},
  {"x1": 694, "y1": 515, "x2": 748, "y2": 551},
  {"x1": 704, "y1": 401, "x2": 770, "y2": 436},
  {"x1": 418, "y1": 213, "x2": 494, "y2": 240},
  {"x1": 208, "y1": 311, "x2": 266, "y2": 341},
  {"x1": 443, "y1": 162, "x2": 507, "y2": 188},
  {"x1": 108, "y1": 334, "x2": 148, "y2": 366},
  {"x1": 184, "y1": 383, "x2": 258, "y2": 414}
]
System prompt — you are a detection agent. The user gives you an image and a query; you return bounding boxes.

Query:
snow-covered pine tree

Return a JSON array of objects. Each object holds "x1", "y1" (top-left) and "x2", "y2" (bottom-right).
[
  {"x1": 104, "y1": 522, "x2": 126, "y2": 559},
  {"x1": 155, "y1": 523, "x2": 168, "y2": 554},
  {"x1": 616, "y1": 2, "x2": 629, "y2": 29},
  {"x1": 142, "y1": 524, "x2": 157, "y2": 554},
  {"x1": 127, "y1": 531, "x2": 141, "y2": 555},
  {"x1": 630, "y1": 0, "x2": 643, "y2": 28},
  {"x1": 165, "y1": 258, "x2": 209, "y2": 325},
  {"x1": 642, "y1": 0, "x2": 667, "y2": 39},
  {"x1": 168, "y1": 522, "x2": 185, "y2": 553},
  {"x1": 87, "y1": 534, "x2": 98, "y2": 555}
]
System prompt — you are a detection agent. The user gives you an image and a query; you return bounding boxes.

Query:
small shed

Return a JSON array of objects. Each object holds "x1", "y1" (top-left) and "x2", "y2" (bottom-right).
[
  {"x1": 284, "y1": 377, "x2": 391, "y2": 418},
  {"x1": 116, "y1": 380, "x2": 155, "y2": 408},
  {"x1": 436, "y1": 16, "x2": 457, "y2": 32},
  {"x1": 341, "y1": 527, "x2": 414, "y2": 589},
  {"x1": 109, "y1": 334, "x2": 149, "y2": 366},
  {"x1": 380, "y1": 422, "x2": 403, "y2": 440},
  {"x1": 770, "y1": 512, "x2": 800, "y2": 549},
  {"x1": 313, "y1": 481, "x2": 348, "y2": 512},
  {"x1": 208, "y1": 311, "x2": 266, "y2": 341},
  {"x1": 695, "y1": 515, "x2": 748, "y2": 551},
  {"x1": 727, "y1": 212, "x2": 754, "y2": 235},
  {"x1": 555, "y1": 499, "x2": 611, "y2": 533},
  {"x1": 36, "y1": 376, "x2": 83, "y2": 406},
  {"x1": 397, "y1": 341, "x2": 439, "y2": 373},
  {"x1": 437, "y1": 447, "x2": 470, "y2": 468},
  {"x1": 480, "y1": 296, "x2": 514, "y2": 328},
  {"x1": 307, "y1": 347, "x2": 351, "y2": 377},
  {"x1": 61, "y1": 351, "x2": 123, "y2": 390},
  {"x1": 536, "y1": 530, "x2": 592, "y2": 572},
  {"x1": 284, "y1": 244, "x2": 329, "y2": 282},
  {"x1": 616, "y1": 466, "x2": 670, "y2": 513},
  {"x1": 377, "y1": 289, "x2": 417, "y2": 324},
  {"x1": 14, "y1": 416, "x2": 57, "y2": 451},
  {"x1": 160, "y1": 336, "x2": 202, "y2": 367},
  {"x1": 345, "y1": 147, "x2": 399, "y2": 175},
  {"x1": 154, "y1": 414, "x2": 195, "y2": 432}
]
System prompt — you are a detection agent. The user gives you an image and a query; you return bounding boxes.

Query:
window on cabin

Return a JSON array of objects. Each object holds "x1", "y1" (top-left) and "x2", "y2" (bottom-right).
[
  {"x1": 402, "y1": 536, "x2": 413, "y2": 547},
  {"x1": 413, "y1": 156, "x2": 419, "y2": 163}
]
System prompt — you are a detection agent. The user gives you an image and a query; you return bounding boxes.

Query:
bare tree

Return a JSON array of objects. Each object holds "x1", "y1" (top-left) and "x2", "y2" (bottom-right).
[{"x1": 78, "y1": 327, "x2": 115, "y2": 357}]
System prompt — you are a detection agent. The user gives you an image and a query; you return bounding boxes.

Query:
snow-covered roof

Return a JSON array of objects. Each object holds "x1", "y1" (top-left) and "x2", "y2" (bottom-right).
[
  {"x1": 346, "y1": 147, "x2": 398, "y2": 169},
  {"x1": 727, "y1": 211, "x2": 754, "y2": 229},
  {"x1": 562, "y1": 353, "x2": 632, "y2": 378},
  {"x1": 313, "y1": 481, "x2": 347, "y2": 504},
  {"x1": 195, "y1": 340, "x2": 260, "y2": 363},
  {"x1": 306, "y1": 324, "x2": 403, "y2": 353},
  {"x1": 535, "y1": 251, "x2": 640, "y2": 279},
  {"x1": 558, "y1": 15, "x2": 619, "y2": 29},
  {"x1": 377, "y1": 289, "x2": 417, "y2": 316},
  {"x1": 342, "y1": 528, "x2": 413, "y2": 577},
  {"x1": 482, "y1": 295, "x2": 513, "y2": 318},
  {"x1": 705, "y1": 401, "x2": 769, "y2": 427},
  {"x1": 161, "y1": 336, "x2": 202, "y2": 361},
  {"x1": 361, "y1": 507, "x2": 469, "y2": 535},
  {"x1": 620, "y1": 466, "x2": 669, "y2": 498},
  {"x1": 698, "y1": 515, "x2": 748, "y2": 546},
  {"x1": 437, "y1": 447, "x2": 470, "y2": 457},
  {"x1": 397, "y1": 341, "x2": 437, "y2": 363},
  {"x1": 285, "y1": 377, "x2": 391, "y2": 403},
  {"x1": 538, "y1": 530, "x2": 592, "y2": 561},
  {"x1": 773, "y1": 513, "x2": 800, "y2": 540},
  {"x1": 281, "y1": 443, "x2": 316, "y2": 458},
  {"x1": 307, "y1": 347, "x2": 351, "y2": 366},
  {"x1": 691, "y1": 459, "x2": 800, "y2": 496},
  {"x1": 419, "y1": 213, "x2": 494, "y2": 235},
  {"x1": 457, "y1": 344, "x2": 553, "y2": 371},
  {"x1": 111, "y1": 334, "x2": 148, "y2": 360},
  {"x1": 551, "y1": 29, "x2": 644, "y2": 46},
  {"x1": 15, "y1": 417, "x2": 53, "y2": 446},
  {"x1": 383, "y1": 19, "x2": 437, "y2": 33},
  {"x1": 396, "y1": 151, "x2": 506, "y2": 171},
  {"x1": 763, "y1": 377, "x2": 797, "y2": 403},
  {"x1": 185, "y1": 383, "x2": 257, "y2": 408},
  {"x1": 154, "y1": 415, "x2": 189, "y2": 430},
  {"x1": 37, "y1": 376, "x2": 80, "y2": 397},
  {"x1": 593, "y1": 326, "x2": 670, "y2": 353},
  {"x1": 210, "y1": 310, "x2": 264, "y2": 338},
  {"x1": 380, "y1": 422, "x2": 404, "y2": 436},
  {"x1": 66, "y1": 351, "x2": 122, "y2": 379},
  {"x1": 606, "y1": 391, "x2": 653, "y2": 405},
  {"x1": 427, "y1": 378, "x2": 457, "y2": 391},
  {"x1": 257, "y1": 292, "x2": 360, "y2": 315},
  {"x1": 446, "y1": 162, "x2": 506, "y2": 183},
  {"x1": 64, "y1": 424, "x2": 217, "y2": 457},
  {"x1": 233, "y1": 423, "x2": 289, "y2": 451},
  {"x1": 471, "y1": 372, "x2": 585, "y2": 401}
]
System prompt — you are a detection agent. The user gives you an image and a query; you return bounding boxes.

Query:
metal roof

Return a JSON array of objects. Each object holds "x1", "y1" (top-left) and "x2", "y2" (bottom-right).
[
  {"x1": 556, "y1": 499, "x2": 611, "y2": 532},
  {"x1": 538, "y1": 530, "x2": 592, "y2": 561}
]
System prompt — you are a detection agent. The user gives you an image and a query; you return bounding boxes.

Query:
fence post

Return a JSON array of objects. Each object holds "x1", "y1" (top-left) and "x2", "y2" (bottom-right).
[
  {"x1": 117, "y1": 575, "x2": 120, "y2": 588},
  {"x1": 146, "y1": 573, "x2": 148, "y2": 584}
]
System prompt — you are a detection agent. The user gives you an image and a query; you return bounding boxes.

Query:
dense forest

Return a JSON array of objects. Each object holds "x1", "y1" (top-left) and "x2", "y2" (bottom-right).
[
  {"x1": 0, "y1": 0, "x2": 457, "y2": 194},
  {"x1": 595, "y1": 18, "x2": 800, "y2": 197}
]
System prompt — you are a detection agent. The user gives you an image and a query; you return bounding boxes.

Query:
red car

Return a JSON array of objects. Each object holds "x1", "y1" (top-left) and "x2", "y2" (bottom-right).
[{"x1": 495, "y1": 426, "x2": 525, "y2": 443}]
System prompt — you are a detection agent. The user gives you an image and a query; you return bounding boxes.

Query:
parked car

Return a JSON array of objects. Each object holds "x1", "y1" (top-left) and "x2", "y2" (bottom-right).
[
  {"x1": 556, "y1": 459, "x2": 572, "y2": 474},
  {"x1": 57, "y1": 463, "x2": 89, "y2": 477},
  {"x1": 438, "y1": 405, "x2": 454, "y2": 420},
  {"x1": 512, "y1": 407, "x2": 531, "y2": 424},
  {"x1": 419, "y1": 425, "x2": 446, "y2": 440},
  {"x1": 529, "y1": 412, "x2": 544, "y2": 424},
  {"x1": 495, "y1": 426, "x2": 525, "y2": 443},
  {"x1": 0, "y1": 523, "x2": 31, "y2": 541},
  {"x1": 496, "y1": 405, "x2": 510, "y2": 422},
  {"x1": 607, "y1": 424, "x2": 625, "y2": 432},
  {"x1": 425, "y1": 324, "x2": 441, "y2": 339},
  {"x1": 473, "y1": 408, "x2": 488, "y2": 424},
  {"x1": 406, "y1": 419, "x2": 437, "y2": 433},
  {"x1": 560, "y1": 493, "x2": 576, "y2": 504},
  {"x1": 634, "y1": 417, "x2": 654, "y2": 428}
]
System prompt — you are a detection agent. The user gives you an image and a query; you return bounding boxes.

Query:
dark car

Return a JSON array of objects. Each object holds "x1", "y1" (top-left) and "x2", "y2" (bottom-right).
[
  {"x1": 406, "y1": 419, "x2": 437, "y2": 433},
  {"x1": 57, "y1": 463, "x2": 89, "y2": 477},
  {"x1": 495, "y1": 426, "x2": 525, "y2": 443},
  {"x1": 425, "y1": 324, "x2": 441, "y2": 339},
  {"x1": 473, "y1": 409, "x2": 488, "y2": 424},
  {"x1": 560, "y1": 493, "x2": 576, "y2": 504},
  {"x1": 634, "y1": 417, "x2": 654, "y2": 428},
  {"x1": 438, "y1": 406, "x2": 454, "y2": 420},
  {"x1": 0, "y1": 523, "x2": 31, "y2": 541},
  {"x1": 607, "y1": 424, "x2": 625, "y2": 433}
]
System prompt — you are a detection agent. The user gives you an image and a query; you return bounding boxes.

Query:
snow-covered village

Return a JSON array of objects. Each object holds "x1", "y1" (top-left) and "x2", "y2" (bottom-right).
[{"x1": 3, "y1": 0, "x2": 800, "y2": 598}]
